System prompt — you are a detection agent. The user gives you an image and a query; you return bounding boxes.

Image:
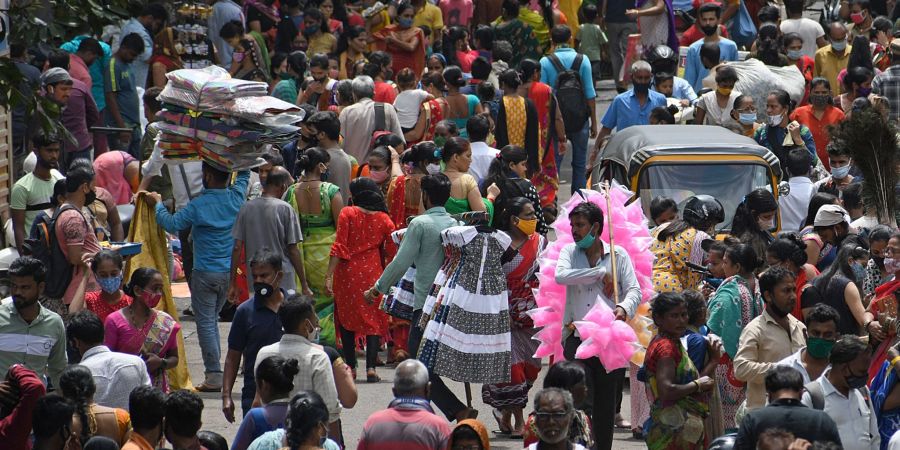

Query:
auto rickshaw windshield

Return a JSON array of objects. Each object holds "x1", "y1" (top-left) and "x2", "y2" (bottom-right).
[{"x1": 638, "y1": 162, "x2": 771, "y2": 231}]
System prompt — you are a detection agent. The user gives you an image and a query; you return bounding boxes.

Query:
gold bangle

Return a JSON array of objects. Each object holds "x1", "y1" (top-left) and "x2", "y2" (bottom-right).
[{"x1": 891, "y1": 356, "x2": 900, "y2": 368}]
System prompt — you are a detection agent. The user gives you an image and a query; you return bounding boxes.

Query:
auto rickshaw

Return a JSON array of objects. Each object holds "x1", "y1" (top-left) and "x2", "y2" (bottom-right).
[{"x1": 590, "y1": 125, "x2": 785, "y2": 232}]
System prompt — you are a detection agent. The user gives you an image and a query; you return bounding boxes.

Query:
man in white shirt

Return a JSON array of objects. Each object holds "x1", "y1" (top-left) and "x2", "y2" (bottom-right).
[
  {"x1": 779, "y1": 147, "x2": 817, "y2": 231},
  {"x1": 66, "y1": 310, "x2": 150, "y2": 410},
  {"x1": 255, "y1": 295, "x2": 341, "y2": 427},
  {"x1": 555, "y1": 201, "x2": 641, "y2": 450},
  {"x1": 777, "y1": 303, "x2": 839, "y2": 384},
  {"x1": 466, "y1": 115, "x2": 498, "y2": 186},
  {"x1": 802, "y1": 335, "x2": 879, "y2": 450},
  {"x1": 339, "y1": 76, "x2": 405, "y2": 162},
  {"x1": 781, "y1": 0, "x2": 827, "y2": 59}
]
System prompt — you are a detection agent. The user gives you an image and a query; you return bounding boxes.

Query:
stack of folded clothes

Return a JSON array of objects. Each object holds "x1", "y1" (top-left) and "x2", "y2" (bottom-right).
[{"x1": 152, "y1": 66, "x2": 305, "y2": 171}]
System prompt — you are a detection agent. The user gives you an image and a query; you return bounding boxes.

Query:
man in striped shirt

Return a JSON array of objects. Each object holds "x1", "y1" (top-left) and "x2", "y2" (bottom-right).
[{"x1": 357, "y1": 360, "x2": 451, "y2": 450}]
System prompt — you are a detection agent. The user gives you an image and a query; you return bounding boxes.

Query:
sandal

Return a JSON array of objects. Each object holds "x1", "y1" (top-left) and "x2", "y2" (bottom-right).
[
  {"x1": 366, "y1": 369, "x2": 381, "y2": 383},
  {"x1": 615, "y1": 414, "x2": 632, "y2": 429},
  {"x1": 195, "y1": 382, "x2": 222, "y2": 393},
  {"x1": 492, "y1": 409, "x2": 511, "y2": 435}
]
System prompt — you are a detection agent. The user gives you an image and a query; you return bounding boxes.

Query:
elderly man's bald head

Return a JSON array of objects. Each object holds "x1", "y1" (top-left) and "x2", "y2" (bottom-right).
[
  {"x1": 828, "y1": 21, "x2": 848, "y2": 41},
  {"x1": 265, "y1": 165, "x2": 292, "y2": 188},
  {"x1": 393, "y1": 359, "x2": 430, "y2": 398}
]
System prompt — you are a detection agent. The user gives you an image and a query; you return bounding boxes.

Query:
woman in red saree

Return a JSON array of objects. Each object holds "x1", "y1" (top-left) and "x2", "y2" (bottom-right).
[
  {"x1": 519, "y1": 59, "x2": 565, "y2": 220},
  {"x1": 482, "y1": 197, "x2": 545, "y2": 436},
  {"x1": 372, "y1": 3, "x2": 426, "y2": 82},
  {"x1": 404, "y1": 71, "x2": 449, "y2": 146},
  {"x1": 866, "y1": 280, "x2": 900, "y2": 381},
  {"x1": 104, "y1": 267, "x2": 180, "y2": 392}
]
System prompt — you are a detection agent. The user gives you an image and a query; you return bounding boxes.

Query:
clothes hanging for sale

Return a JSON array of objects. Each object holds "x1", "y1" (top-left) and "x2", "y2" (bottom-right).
[{"x1": 418, "y1": 226, "x2": 512, "y2": 385}]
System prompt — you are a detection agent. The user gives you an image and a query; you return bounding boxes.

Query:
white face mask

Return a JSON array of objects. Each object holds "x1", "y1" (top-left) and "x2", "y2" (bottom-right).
[
  {"x1": 767, "y1": 113, "x2": 783, "y2": 127},
  {"x1": 426, "y1": 163, "x2": 441, "y2": 174}
]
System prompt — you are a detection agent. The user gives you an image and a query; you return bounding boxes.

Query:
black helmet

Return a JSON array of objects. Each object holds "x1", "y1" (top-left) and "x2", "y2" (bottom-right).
[
  {"x1": 645, "y1": 45, "x2": 677, "y2": 75},
  {"x1": 683, "y1": 195, "x2": 725, "y2": 230},
  {"x1": 708, "y1": 433, "x2": 736, "y2": 450}
]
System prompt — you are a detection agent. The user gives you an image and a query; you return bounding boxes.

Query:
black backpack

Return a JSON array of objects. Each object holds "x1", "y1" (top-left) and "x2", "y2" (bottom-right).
[
  {"x1": 549, "y1": 53, "x2": 591, "y2": 134},
  {"x1": 23, "y1": 204, "x2": 82, "y2": 299}
]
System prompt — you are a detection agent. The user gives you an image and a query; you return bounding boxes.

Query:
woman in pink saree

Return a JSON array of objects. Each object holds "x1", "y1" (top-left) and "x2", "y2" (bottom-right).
[{"x1": 104, "y1": 267, "x2": 180, "y2": 392}]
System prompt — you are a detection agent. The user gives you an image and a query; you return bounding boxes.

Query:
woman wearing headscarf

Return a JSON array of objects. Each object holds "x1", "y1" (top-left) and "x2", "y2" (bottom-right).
[
  {"x1": 325, "y1": 177, "x2": 395, "y2": 382},
  {"x1": 149, "y1": 27, "x2": 183, "y2": 88}
]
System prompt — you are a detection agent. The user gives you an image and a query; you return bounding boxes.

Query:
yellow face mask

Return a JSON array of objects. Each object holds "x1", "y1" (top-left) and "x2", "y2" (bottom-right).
[
  {"x1": 717, "y1": 87, "x2": 733, "y2": 96},
  {"x1": 516, "y1": 217, "x2": 538, "y2": 236}
]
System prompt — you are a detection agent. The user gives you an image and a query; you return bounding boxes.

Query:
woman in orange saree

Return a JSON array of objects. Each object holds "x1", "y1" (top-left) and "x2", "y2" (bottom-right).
[{"x1": 372, "y1": 3, "x2": 426, "y2": 82}]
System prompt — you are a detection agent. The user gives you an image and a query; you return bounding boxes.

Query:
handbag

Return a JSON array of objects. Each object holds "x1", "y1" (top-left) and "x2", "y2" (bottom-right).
[{"x1": 728, "y1": 1, "x2": 757, "y2": 48}]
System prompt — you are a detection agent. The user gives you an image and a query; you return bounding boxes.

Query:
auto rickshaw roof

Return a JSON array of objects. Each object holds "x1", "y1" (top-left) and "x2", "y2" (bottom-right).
[{"x1": 601, "y1": 125, "x2": 782, "y2": 180}]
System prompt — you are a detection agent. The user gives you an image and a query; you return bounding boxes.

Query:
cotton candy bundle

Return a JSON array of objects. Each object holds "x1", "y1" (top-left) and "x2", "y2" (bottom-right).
[{"x1": 531, "y1": 182, "x2": 655, "y2": 368}]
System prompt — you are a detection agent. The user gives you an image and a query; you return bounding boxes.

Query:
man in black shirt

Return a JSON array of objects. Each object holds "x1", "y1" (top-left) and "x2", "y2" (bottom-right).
[{"x1": 735, "y1": 365, "x2": 842, "y2": 450}]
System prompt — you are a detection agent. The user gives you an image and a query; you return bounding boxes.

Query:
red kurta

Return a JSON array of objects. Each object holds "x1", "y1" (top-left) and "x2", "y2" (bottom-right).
[{"x1": 330, "y1": 206, "x2": 395, "y2": 335}]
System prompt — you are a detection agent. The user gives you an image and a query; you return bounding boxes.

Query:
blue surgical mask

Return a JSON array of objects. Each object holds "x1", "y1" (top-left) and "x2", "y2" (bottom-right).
[
  {"x1": 575, "y1": 225, "x2": 597, "y2": 249},
  {"x1": 831, "y1": 39, "x2": 848, "y2": 52},
  {"x1": 787, "y1": 49, "x2": 803, "y2": 60},
  {"x1": 97, "y1": 275, "x2": 122, "y2": 294},
  {"x1": 398, "y1": 17, "x2": 413, "y2": 28},
  {"x1": 831, "y1": 164, "x2": 851, "y2": 179},
  {"x1": 739, "y1": 112, "x2": 757, "y2": 125}
]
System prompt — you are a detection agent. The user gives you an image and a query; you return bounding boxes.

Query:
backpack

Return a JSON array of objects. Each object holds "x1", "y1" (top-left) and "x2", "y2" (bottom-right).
[
  {"x1": 549, "y1": 53, "x2": 591, "y2": 134},
  {"x1": 23, "y1": 204, "x2": 81, "y2": 299},
  {"x1": 366, "y1": 102, "x2": 389, "y2": 157}
]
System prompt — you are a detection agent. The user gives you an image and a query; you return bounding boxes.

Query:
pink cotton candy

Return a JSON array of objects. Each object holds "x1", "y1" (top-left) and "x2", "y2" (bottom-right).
[{"x1": 531, "y1": 183, "x2": 656, "y2": 365}]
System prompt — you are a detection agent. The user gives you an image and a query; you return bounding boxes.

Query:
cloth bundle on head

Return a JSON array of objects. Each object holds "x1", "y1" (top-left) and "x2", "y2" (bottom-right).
[
  {"x1": 813, "y1": 204, "x2": 851, "y2": 227},
  {"x1": 530, "y1": 183, "x2": 655, "y2": 369}
]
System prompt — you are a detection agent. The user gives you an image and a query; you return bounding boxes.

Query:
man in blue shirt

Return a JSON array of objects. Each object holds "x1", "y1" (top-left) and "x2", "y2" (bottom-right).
[
  {"x1": 592, "y1": 61, "x2": 666, "y2": 165},
  {"x1": 684, "y1": 3, "x2": 739, "y2": 92},
  {"x1": 148, "y1": 163, "x2": 250, "y2": 392},
  {"x1": 222, "y1": 250, "x2": 286, "y2": 419},
  {"x1": 540, "y1": 25, "x2": 598, "y2": 194},
  {"x1": 113, "y1": 3, "x2": 168, "y2": 89}
]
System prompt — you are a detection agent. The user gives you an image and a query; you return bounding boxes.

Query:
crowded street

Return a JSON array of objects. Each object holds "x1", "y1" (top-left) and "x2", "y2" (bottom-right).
[{"x1": 4, "y1": 0, "x2": 900, "y2": 449}]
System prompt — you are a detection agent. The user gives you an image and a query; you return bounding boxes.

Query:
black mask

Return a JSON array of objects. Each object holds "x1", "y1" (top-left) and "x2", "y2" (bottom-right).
[
  {"x1": 85, "y1": 189, "x2": 97, "y2": 205},
  {"x1": 633, "y1": 82, "x2": 650, "y2": 94},
  {"x1": 701, "y1": 24, "x2": 718, "y2": 36},
  {"x1": 321, "y1": 170, "x2": 330, "y2": 182},
  {"x1": 254, "y1": 281, "x2": 275, "y2": 299},
  {"x1": 845, "y1": 366, "x2": 868, "y2": 389}
]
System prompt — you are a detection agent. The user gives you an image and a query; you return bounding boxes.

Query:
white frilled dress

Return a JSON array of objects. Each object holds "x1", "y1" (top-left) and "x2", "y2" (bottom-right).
[
  {"x1": 381, "y1": 228, "x2": 417, "y2": 321},
  {"x1": 418, "y1": 226, "x2": 513, "y2": 385}
]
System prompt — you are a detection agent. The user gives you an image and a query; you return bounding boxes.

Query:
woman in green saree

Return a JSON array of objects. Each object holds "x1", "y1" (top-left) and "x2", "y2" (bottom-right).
[
  {"x1": 283, "y1": 147, "x2": 343, "y2": 346},
  {"x1": 644, "y1": 292, "x2": 720, "y2": 450},
  {"x1": 439, "y1": 136, "x2": 495, "y2": 218},
  {"x1": 706, "y1": 243, "x2": 764, "y2": 431},
  {"x1": 492, "y1": 0, "x2": 543, "y2": 67}
]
